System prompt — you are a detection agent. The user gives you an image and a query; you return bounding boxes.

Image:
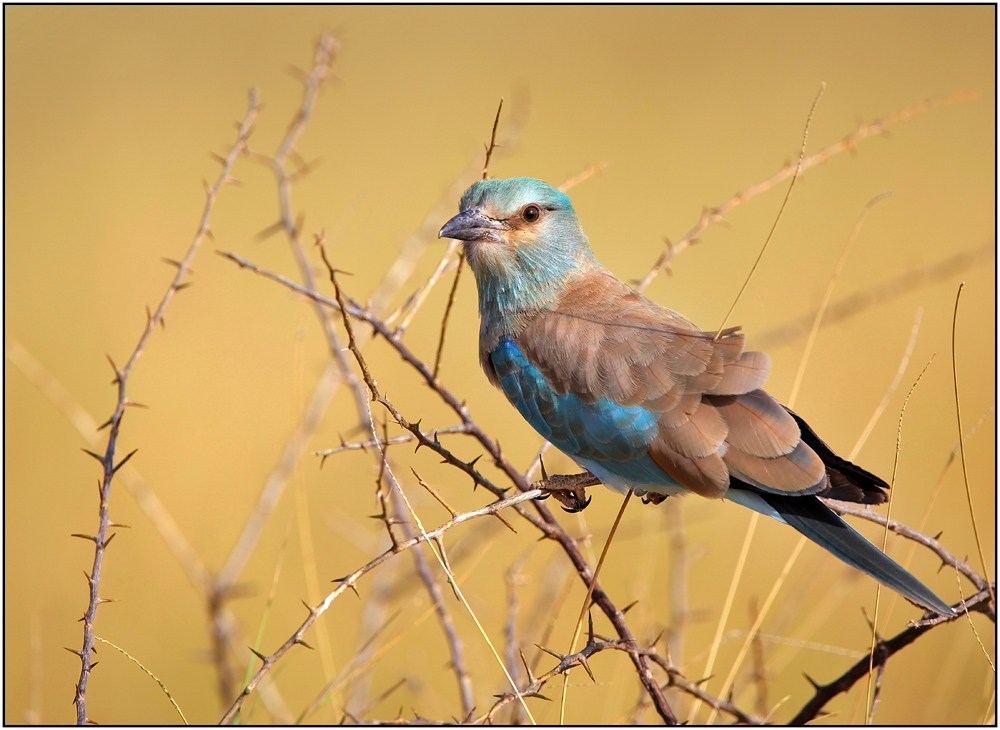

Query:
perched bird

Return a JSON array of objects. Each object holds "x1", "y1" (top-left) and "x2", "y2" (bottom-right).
[{"x1": 440, "y1": 176, "x2": 954, "y2": 616}]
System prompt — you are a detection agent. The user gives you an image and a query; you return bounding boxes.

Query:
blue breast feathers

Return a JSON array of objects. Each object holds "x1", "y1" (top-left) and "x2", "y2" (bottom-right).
[{"x1": 490, "y1": 338, "x2": 676, "y2": 488}]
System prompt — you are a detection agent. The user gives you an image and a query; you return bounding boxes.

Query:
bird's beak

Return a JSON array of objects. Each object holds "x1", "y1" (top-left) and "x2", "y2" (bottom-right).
[{"x1": 438, "y1": 207, "x2": 506, "y2": 242}]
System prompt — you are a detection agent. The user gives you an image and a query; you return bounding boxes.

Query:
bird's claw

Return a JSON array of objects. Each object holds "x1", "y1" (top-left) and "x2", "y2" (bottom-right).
[{"x1": 532, "y1": 472, "x2": 600, "y2": 513}]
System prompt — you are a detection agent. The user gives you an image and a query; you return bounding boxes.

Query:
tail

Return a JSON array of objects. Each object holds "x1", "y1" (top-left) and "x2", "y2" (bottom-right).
[{"x1": 732, "y1": 489, "x2": 955, "y2": 616}]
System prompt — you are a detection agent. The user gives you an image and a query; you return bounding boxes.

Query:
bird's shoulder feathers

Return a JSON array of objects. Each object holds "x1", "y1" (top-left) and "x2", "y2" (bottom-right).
[{"x1": 511, "y1": 268, "x2": 829, "y2": 499}]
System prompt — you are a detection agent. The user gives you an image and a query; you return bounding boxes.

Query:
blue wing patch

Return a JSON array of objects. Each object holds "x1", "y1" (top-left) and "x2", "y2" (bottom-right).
[{"x1": 490, "y1": 337, "x2": 678, "y2": 489}]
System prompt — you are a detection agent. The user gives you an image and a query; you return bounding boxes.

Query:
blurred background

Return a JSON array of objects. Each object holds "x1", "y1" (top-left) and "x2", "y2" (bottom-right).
[{"x1": 4, "y1": 5, "x2": 995, "y2": 725}]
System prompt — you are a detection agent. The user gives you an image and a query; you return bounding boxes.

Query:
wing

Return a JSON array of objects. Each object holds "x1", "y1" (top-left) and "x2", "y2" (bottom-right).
[{"x1": 515, "y1": 269, "x2": 828, "y2": 499}]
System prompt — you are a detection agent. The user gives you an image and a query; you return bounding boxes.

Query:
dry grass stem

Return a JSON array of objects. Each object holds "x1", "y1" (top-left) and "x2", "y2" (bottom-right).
[
  {"x1": 94, "y1": 637, "x2": 188, "y2": 724},
  {"x1": 636, "y1": 91, "x2": 976, "y2": 291},
  {"x1": 849, "y1": 308, "x2": 923, "y2": 460},
  {"x1": 558, "y1": 489, "x2": 635, "y2": 723},
  {"x1": 788, "y1": 192, "x2": 893, "y2": 407},
  {"x1": 714, "y1": 82, "x2": 825, "y2": 339},
  {"x1": 687, "y1": 511, "x2": 758, "y2": 724},
  {"x1": 951, "y1": 282, "x2": 994, "y2": 604},
  {"x1": 865, "y1": 356, "x2": 935, "y2": 724}
]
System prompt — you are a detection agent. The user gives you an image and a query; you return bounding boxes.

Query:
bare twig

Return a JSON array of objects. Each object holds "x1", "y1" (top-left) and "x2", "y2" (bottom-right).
[
  {"x1": 482, "y1": 633, "x2": 757, "y2": 725},
  {"x1": 482, "y1": 98, "x2": 503, "y2": 180},
  {"x1": 789, "y1": 584, "x2": 995, "y2": 725},
  {"x1": 219, "y1": 249, "x2": 679, "y2": 724},
  {"x1": 71, "y1": 89, "x2": 259, "y2": 725},
  {"x1": 218, "y1": 487, "x2": 547, "y2": 724},
  {"x1": 432, "y1": 251, "x2": 465, "y2": 380},
  {"x1": 315, "y1": 424, "x2": 471, "y2": 461}
]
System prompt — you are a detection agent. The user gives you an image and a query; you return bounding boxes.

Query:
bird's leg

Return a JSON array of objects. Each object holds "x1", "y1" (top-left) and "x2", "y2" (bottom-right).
[
  {"x1": 640, "y1": 492, "x2": 669, "y2": 505},
  {"x1": 532, "y1": 471, "x2": 600, "y2": 513}
]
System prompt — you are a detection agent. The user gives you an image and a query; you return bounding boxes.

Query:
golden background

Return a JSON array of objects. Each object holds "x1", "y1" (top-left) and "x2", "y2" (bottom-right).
[{"x1": 5, "y1": 6, "x2": 995, "y2": 725}]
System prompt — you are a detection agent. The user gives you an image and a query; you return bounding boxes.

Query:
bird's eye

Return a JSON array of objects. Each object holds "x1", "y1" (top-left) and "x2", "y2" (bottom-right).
[{"x1": 521, "y1": 205, "x2": 541, "y2": 223}]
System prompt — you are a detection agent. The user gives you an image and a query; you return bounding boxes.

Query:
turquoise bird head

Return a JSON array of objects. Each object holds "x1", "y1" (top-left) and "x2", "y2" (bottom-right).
[{"x1": 439, "y1": 177, "x2": 596, "y2": 324}]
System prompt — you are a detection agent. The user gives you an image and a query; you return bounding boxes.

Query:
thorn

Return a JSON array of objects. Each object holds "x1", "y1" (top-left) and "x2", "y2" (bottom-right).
[
  {"x1": 534, "y1": 644, "x2": 565, "y2": 661},
  {"x1": 331, "y1": 577, "x2": 360, "y2": 599},
  {"x1": 586, "y1": 611, "x2": 596, "y2": 644},
  {"x1": 123, "y1": 399, "x2": 149, "y2": 410},
  {"x1": 174, "y1": 281, "x2": 194, "y2": 292},
  {"x1": 494, "y1": 511, "x2": 517, "y2": 534},
  {"x1": 209, "y1": 151, "x2": 227, "y2": 165},
  {"x1": 112, "y1": 448, "x2": 138, "y2": 475},
  {"x1": 161, "y1": 257, "x2": 186, "y2": 271},
  {"x1": 255, "y1": 220, "x2": 285, "y2": 242},
  {"x1": 71, "y1": 533, "x2": 97, "y2": 543},
  {"x1": 539, "y1": 457, "x2": 548, "y2": 481},
  {"x1": 519, "y1": 648, "x2": 536, "y2": 684},
  {"x1": 648, "y1": 629, "x2": 664, "y2": 650},
  {"x1": 621, "y1": 599, "x2": 639, "y2": 615},
  {"x1": 933, "y1": 530, "x2": 943, "y2": 541},
  {"x1": 106, "y1": 354, "x2": 122, "y2": 384},
  {"x1": 102, "y1": 533, "x2": 117, "y2": 549},
  {"x1": 467, "y1": 454, "x2": 483, "y2": 470},
  {"x1": 860, "y1": 606, "x2": 875, "y2": 631},
  {"x1": 578, "y1": 654, "x2": 595, "y2": 682},
  {"x1": 80, "y1": 448, "x2": 104, "y2": 466},
  {"x1": 107, "y1": 521, "x2": 131, "y2": 529},
  {"x1": 295, "y1": 638, "x2": 315, "y2": 650},
  {"x1": 525, "y1": 692, "x2": 551, "y2": 701},
  {"x1": 97, "y1": 417, "x2": 113, "y2": 431},
  {"x1": 803, "y1": 672, "x2": 822, "y2": 690},
  {"x1": 248, "y1": 646, "x2": 267, "y2": 662},
  {"x1": 64, "y1": 647, "x2": 83, "y2": 658}
]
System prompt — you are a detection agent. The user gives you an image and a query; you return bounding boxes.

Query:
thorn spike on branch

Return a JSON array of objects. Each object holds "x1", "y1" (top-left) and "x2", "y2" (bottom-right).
[{"x1": 249, "y1": 647, "x2": 267, "y2": 662}]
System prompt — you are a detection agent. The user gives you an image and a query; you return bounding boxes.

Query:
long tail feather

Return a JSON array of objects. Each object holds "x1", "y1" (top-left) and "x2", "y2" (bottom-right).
[{"x1": 750, "y1": 491, "x2": 955, "y2": 615}]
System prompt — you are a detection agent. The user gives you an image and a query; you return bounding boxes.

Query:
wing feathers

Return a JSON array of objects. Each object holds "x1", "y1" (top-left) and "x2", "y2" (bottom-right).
[
  {"x1": 724, "y1": 440, "x2": 828, "y2": 494},
  {"x1": 510, "y1": 270, "x2": 855, "y2": 500},
  {"x1": 709, "y1": 350, "x2": 771, "y2": 396},
  {"x1": 708, "y1": 390, "x2": 800, "y2": 457}
]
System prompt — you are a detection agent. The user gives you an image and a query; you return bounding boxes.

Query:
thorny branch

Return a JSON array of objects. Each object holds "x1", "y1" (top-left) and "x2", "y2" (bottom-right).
[
  {"x1": 218, "y1": 487, "x2": 548, "y2": 724},
  {"x1": 70, "y1": 89, "x2": 259, "y2": 726},
  {"x1": 480, "y1": 616, "x2": 760, "y2": 725},
  {"x1": 61, "y1": 44, "x2": 988, "y2": 725},
  {"x1": 219, "y1": 234, "x2": 993, "y2": 723},
  {"x1": 789, "y1": 584, "x2": 995, "y2": 725}
]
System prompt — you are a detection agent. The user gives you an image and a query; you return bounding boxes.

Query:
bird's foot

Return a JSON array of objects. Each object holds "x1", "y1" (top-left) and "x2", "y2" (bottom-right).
[
  {"x1": 533, "y1": 472, "x2": 600, "y2": 513},
  {"x1": 640, "y1": 491, "x2": 669, "y2": 505}
]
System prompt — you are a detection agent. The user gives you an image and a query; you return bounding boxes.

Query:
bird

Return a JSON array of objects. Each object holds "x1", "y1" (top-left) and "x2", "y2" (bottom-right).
[{"x1": 439, "y1": 176, "x2": 954, "y2": 616}]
